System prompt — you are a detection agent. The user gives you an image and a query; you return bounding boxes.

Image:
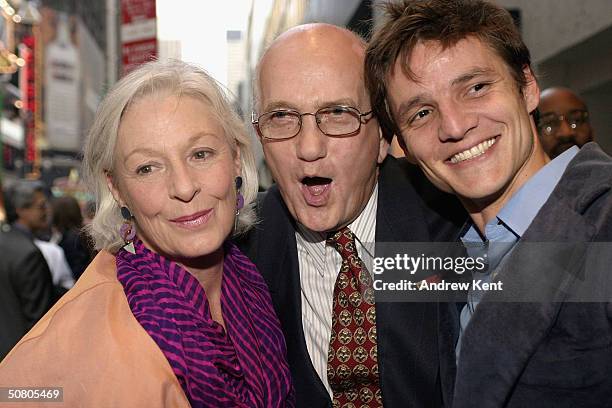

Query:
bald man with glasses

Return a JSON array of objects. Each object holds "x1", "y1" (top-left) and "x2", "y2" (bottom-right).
[
  {"x1": 240, "y1": 23, "x2": 465, "y2": 407},
  {"x1": 538, "y1": 87, "x2": 594, "y2": 159}
]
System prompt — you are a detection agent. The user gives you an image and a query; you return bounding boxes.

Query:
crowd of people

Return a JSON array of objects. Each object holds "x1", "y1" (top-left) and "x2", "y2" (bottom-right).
[
  {"x1": 0, "y1": 0, "x2": 609, "y2": 407},
  {"x1": 0, "y1": 181, "x2": 94, "y2": 359}
]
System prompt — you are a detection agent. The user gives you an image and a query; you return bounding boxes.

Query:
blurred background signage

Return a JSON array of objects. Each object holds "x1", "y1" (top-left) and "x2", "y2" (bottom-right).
[{"x1": 120, "y1": 0, "x2": 157, "y2": 75}]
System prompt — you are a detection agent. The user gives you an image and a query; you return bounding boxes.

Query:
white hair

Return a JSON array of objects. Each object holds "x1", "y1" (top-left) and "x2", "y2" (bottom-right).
[{"x1": 82, "y1": 60, "x2": 258, "y2": 253}]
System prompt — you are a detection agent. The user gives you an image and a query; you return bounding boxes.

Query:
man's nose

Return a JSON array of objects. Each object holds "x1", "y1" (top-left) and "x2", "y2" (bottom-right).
[
  {"x1": 555, "y1": 118, "x2": 577, "y2": 138},
  {"x1": 438, "y1": 101, "x2": 477, "y2": 142},
  {"x1": 295, "y1": 114, "x2": 327, "y2": 162}
]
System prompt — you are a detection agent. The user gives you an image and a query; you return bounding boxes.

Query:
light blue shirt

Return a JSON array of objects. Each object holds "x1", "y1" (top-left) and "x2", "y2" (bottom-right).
[{"x1": 456, "y1": 146, "x2": 579, "y2": 361}]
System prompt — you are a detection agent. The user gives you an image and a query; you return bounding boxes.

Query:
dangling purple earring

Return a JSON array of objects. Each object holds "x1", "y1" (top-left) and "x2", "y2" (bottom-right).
[
  {"x1": 234, "y1": 176, "x2": 244, "y2": 230},
  {"x1": 119, "y1": 206, "x2": 136, "y2": 254}
]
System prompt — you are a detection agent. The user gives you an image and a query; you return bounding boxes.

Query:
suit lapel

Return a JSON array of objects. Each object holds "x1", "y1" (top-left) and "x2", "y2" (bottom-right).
[
  {"x1": 375, "y1": 157, "x2": 433, "y2": 246},
  {"x1": 454, "y1": 185, "x2": 596, "y2": 407},
  {"x1": 256, "y1": 186, "x2": 330, "y2": 401},
  {"x1": 374, "y1": 157, "x2": 442, "y2": 405},
  {"x1": 255, "y1": 186, "x2": 297, "y2": 296}
]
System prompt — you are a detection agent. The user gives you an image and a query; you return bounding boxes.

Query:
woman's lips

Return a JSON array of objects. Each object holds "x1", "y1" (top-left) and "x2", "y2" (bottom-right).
[{"x1": 170, "y1": 209, "x2": 213, "y2": 228}]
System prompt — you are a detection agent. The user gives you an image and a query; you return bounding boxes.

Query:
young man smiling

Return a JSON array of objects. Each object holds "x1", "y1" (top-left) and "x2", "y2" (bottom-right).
[{"x1": 366, "y1": 0, "x2": 612, "y2": 406}]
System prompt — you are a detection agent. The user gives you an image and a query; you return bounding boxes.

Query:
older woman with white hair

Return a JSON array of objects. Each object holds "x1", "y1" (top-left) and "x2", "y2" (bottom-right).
[{"x1": 0, "y1": 60, "x2": 294, "y2": 407}]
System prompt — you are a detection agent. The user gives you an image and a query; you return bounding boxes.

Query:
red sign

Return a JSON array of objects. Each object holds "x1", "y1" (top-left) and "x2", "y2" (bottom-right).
[
  {"x1": 19, "y1": 35, "x2": 37, "y2": 165},
  {"x1": 121, "y1": 0, "x2": 157, "y2": 75},
  {"x1": 121, "y1": 0, "x2": 156, "y2": 22}
]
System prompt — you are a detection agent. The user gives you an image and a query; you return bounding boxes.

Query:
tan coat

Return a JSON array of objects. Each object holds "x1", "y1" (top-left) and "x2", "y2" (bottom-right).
[{"x1": 0, "y1": 251, "x2": 190, "y2": 407}]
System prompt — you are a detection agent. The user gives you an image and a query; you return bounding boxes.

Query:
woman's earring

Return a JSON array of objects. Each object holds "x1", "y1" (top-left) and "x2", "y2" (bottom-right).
[
  {"x1": 234, "y1": 176, "x2": 244, "y2": 231},
  {"x1": 119, "y1": 206, "x2": 136, "y2": 254}
]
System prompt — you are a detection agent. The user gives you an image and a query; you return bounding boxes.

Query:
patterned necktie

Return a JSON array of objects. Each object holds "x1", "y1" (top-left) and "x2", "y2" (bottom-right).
[{"x1": 326, "y1": 227, "x2": 382, "y2": 407}]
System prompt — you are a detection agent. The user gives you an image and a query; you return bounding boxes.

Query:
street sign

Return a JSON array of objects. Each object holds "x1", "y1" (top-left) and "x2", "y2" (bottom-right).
[{"x1": 121, "y1": 0, "x2": 157, "y2": 75}]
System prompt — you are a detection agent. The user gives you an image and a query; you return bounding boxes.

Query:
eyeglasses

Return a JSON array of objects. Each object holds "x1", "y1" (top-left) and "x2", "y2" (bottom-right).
[
  {"x1": 252, "y1": 105, "x2": 373, "y2": 141},
  {"x1": 538, "y1": 109, "x2": 589, "y2": 136}
]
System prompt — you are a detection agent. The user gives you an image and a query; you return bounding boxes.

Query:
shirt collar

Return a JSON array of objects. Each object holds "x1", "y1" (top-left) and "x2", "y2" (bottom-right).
[
  {"x1": 296, "y1": 183, "x2": 379, "y2": 274},
  {"x1": 347, "y1": 183, "x2": 378, "y2": 255},
  {"x1": 497, "y1": 145, "x2": 578, "y2": 237},
  {"x1": 461, "y1": 145, "x2": 578, "y2": 242}
]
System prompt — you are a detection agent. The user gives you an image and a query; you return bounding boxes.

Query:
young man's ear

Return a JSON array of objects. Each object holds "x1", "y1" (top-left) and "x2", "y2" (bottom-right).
[
  {"x1": 522, "y1": 65, "x2": 540, "y2": 114},
  {"x1": 394, "y1": 134, "x2": 419, "y2": 165},
  {"x1": 377, "y1": 126, "x2": 390, "y2": 164}
]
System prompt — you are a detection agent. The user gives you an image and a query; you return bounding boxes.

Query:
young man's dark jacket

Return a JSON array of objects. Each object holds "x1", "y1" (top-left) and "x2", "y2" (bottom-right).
[{"x1": 444, "y1": 143, "x2": 612, "y2": 408}]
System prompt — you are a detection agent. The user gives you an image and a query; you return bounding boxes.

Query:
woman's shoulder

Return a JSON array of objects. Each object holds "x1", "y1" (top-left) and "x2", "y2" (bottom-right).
[{"x1": 0, "y1": 250, "x2": 190, "y2": 406}]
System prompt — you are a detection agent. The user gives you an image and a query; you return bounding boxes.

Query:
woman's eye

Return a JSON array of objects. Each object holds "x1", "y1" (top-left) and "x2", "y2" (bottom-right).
[
  {"x1": 194, "y1": 150, "x2": 210, "y2": 160},
  {"x1": 136, "y1": 165, "x2": 153, "y2": 175}
]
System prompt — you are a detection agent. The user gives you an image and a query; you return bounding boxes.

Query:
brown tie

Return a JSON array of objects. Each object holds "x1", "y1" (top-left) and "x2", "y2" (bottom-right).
[{"x1": 326, "y1": 227, "x2": 382, "y2": 407}]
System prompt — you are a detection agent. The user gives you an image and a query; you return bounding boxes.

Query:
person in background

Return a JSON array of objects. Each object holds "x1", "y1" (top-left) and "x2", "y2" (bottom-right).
[
  {"x1": 4, "y1": 180, "x2": 49, "y2": 242},
  {"x1": 51, "y1": 195, "x2": 95, "y2": 281},
  {"x1": 243, "y1": 23, "x2": 464, "y2": 407},
  {"x1": 4, "y1": 180, "x2": 74, "y2": 296},
  {"x1": 33, "y1": 236, "x2": 74, "y2": 293},
  {"x1": 0, "y1": 60, "x2": 294, "y2": 407},
  {"x1": 0, "y1": 182, "x2": 54, "y2": 360},
  {"x1": 537, "y1": 86, "x2": 594, "y2": 158},
  {"x1": 365, "y1": 0, "x2": 612, "y2": 406}
]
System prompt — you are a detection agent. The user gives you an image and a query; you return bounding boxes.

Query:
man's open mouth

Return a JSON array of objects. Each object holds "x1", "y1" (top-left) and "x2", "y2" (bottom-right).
[
  {"x1": 301, "y1": 176, "x2": 333, "y2": 206},
  {"x1": 302, "y1": 176, "x2": 333, "y2": 195}
]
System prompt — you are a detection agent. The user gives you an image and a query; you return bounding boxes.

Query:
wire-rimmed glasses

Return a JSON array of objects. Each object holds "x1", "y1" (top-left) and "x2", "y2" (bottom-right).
[{"x1": 252, "y1": 105, "x2": 373, "y2": 141}]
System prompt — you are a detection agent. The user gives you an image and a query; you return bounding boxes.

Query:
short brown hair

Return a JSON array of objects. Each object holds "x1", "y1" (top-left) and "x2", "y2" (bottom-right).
[
  {"x1": 51, "y1": 196, "x2": 83, "y2": 232},
  {"x1": 365, "y1": 0, "x2": 532, "y2": 142}
]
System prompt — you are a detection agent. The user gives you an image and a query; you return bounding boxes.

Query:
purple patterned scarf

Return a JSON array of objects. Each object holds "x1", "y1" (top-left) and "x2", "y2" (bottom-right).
[{"x1": 116, "y1": 238, "x2": 294, "y2": 407}]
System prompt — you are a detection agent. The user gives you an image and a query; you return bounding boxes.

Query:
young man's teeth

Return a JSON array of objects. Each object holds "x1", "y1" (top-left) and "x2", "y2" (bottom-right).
[{"x1": 450, "y1": 138, "x2": 496, "y2": 164}]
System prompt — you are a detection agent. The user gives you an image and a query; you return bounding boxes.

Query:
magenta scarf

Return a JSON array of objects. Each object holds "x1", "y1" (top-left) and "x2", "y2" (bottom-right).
[{"x1": 116, "y1": 238, "x2": 294, "y2": 407}]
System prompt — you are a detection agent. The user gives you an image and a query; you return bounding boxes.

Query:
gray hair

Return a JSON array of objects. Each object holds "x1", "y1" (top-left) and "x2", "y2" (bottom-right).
[
  {"x1": 82, "y1": 60, "x2": 258, "y2": 253},
  {"x1": 3, "y1": 180, "x2": 45, "y2": 224}
]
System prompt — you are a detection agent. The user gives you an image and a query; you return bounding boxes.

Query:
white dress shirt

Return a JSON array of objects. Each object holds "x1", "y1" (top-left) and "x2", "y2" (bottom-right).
[
  {"x1": 34, "y1": 239, "x2": 75, "y2": 290},
  {"x1": 295, "y1": 184, "x2": 378, "y2": 396}
]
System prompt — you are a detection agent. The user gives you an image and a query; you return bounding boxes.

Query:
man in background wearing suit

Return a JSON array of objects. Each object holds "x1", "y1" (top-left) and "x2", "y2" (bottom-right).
[
  {"x1": 365, "y1": 0, "x2": 612, "y2": 406},
  {"x1": 1, "y1": 181, "x2": 54, "y2": 359},
  {"x1": 241, "y1": 23, "x2": 464, "y2": 407}
]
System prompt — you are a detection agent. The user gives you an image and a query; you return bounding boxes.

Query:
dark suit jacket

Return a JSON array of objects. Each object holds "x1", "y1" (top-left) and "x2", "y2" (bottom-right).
[
  {"x1": 0, "y1": 225, "x2": 54, "y2": 360},
  {"x1": 58, "y1": 228, "x2": 94, "y2": 281},
  {"x1": 239, "y1": 156, "x2": 465, "y2": 407},
  {"x1": 450, "y1": 143, "x2": 612, "y2": 407}
]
